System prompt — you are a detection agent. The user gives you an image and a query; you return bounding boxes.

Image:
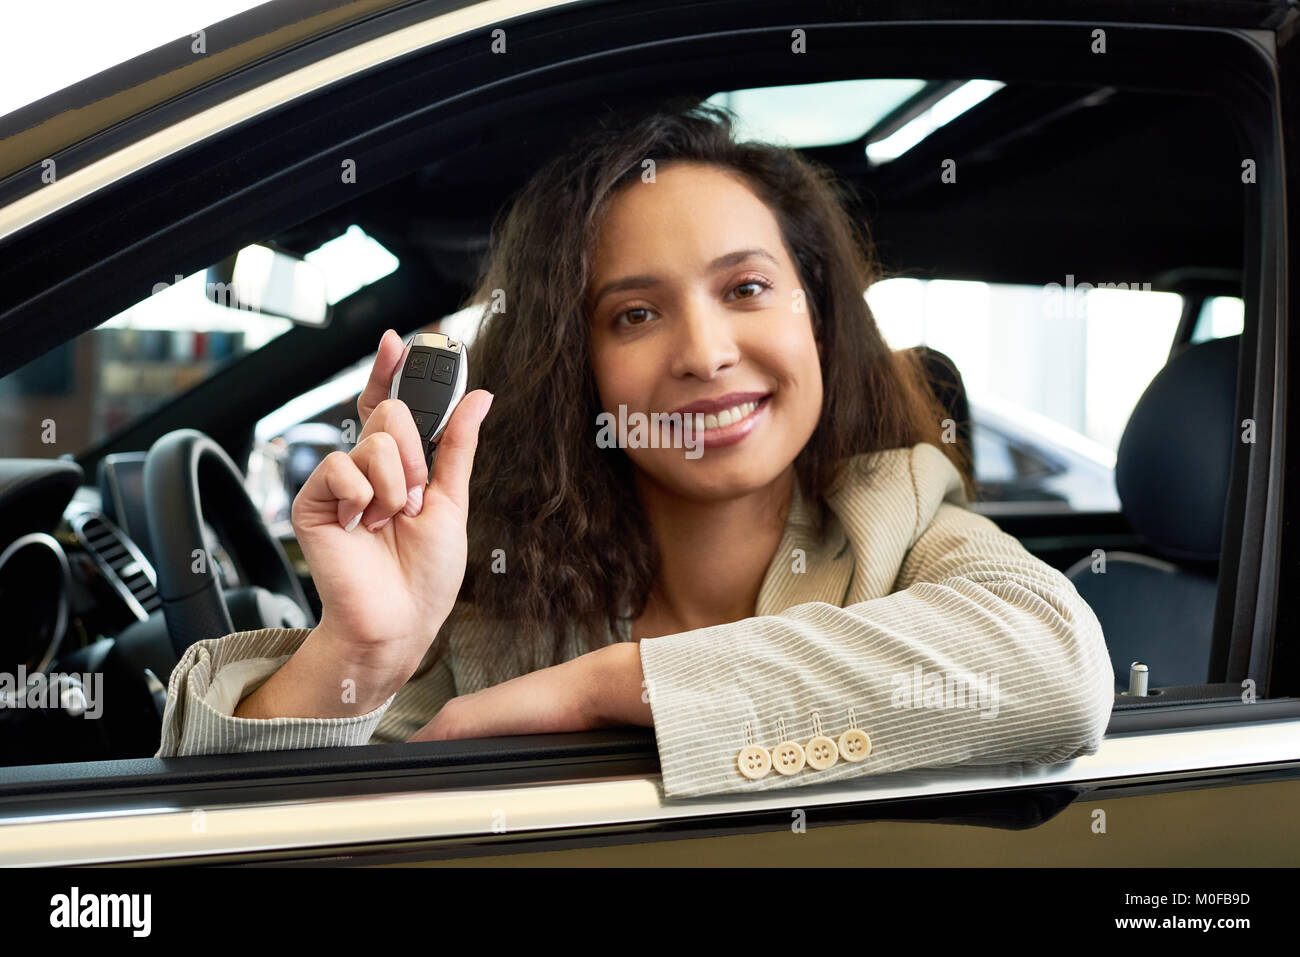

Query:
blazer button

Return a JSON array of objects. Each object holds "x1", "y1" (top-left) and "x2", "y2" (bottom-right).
[
  {"x1": 838, "y1": 728, "x2": 871, "y2": 762},
  {"x1": 805, "y1": 734, "x2": 839, "y2": 770},
  {"x1": 737, "y1": 745, "x2": 771, "y2": 779},
  {"x1": 772, "y1": 740, "x2": 806, "y2": 775}
]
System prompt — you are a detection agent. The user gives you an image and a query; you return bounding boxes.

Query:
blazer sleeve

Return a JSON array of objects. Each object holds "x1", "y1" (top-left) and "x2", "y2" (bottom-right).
[
  {"x1": 637, "y1": 446, "x2": 1116, "y2": 799},
  {"x1": 154, "y1": 626, "x2": 455, "y2": 757}
]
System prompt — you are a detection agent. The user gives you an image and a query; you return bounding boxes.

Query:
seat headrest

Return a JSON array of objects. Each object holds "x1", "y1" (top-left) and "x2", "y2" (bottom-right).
[
  {"x1": 911, "y1": 345, "x2": 971, "y2": 452},
  {"x1": 1116, "y1": 334, "x2": 1240, "y2": 562}
]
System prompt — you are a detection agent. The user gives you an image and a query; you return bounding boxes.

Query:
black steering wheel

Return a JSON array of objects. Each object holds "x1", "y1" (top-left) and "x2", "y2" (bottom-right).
[{"x1": 144, "y1": 429, "x2": 315, "y2": 662}]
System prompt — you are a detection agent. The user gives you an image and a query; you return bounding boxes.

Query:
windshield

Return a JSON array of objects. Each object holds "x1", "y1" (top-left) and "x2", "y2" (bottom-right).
[
  {"x1": 0, "y1": 274, "x2": 294, "y2": 460},
  {"x1": 0, "y1": 225, "x2": 398, "y2": 459}
]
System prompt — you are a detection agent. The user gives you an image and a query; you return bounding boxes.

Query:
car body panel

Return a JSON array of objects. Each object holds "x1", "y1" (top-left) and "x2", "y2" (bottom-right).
[{"x1": 1, "y1": 703, "x2": 1298, "y2": 865}]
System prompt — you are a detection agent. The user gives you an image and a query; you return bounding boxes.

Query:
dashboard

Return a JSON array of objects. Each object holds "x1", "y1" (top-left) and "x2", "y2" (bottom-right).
[{"x1": 0, "y1": 457, "x2": 245, "y2": 765}]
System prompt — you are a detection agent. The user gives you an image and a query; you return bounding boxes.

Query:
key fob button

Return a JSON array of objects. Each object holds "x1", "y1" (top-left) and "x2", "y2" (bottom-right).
[
  {"x1": 431, "y1": 355, "x2": 456, "y2": 384},
  {"x1": 406, "y1": 353, "x2": 430, "y2": 378},
  {"x1": 412, "y1": 411, "x2": 440, "y2": 438}
]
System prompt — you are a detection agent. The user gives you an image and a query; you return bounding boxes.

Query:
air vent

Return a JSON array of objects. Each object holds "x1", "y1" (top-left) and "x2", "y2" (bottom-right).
[{"x1": 70, "y1": 512, "x2": 162, "y2": 622}]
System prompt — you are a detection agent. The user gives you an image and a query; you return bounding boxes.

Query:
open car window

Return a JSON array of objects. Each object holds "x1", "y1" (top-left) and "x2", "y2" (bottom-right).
[
  {"x1": 869, "y1": 278, "x2": 1187, "y2": 513},
  {"x1": 1192, "y1": 295, "x2": 1246, "y2": 344},
  {"x1": 0, "y1": 274, "x2": 294, "y2": 461},
  {"x1": 0, "y1": 226, "x2": 397, "y2": 463}
]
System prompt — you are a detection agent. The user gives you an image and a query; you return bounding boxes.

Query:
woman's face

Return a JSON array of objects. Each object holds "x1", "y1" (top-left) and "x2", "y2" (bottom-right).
[{"x1": 587, "y1": 160, "x2": 824, "y2": 502}]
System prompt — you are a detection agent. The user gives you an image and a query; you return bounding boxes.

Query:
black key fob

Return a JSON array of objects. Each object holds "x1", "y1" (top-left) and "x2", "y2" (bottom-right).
[{"x1": 388, "y1": 333, "x2": 468, "y2": 469}]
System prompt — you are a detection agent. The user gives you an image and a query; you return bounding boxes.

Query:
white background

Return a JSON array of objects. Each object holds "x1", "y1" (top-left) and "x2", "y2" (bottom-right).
[{"x1": 0, "y1": 1, "x2": 273, "y2": 119}]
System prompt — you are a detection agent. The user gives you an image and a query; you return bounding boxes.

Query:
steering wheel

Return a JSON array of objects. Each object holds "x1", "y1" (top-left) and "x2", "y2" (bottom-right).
[{"x1": 144, "y1": 429, "x2": 315, "y2": 662}]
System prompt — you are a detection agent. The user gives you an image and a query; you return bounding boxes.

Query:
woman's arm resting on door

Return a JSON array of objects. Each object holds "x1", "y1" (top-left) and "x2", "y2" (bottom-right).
[
  {"x1": 634, "y1": 497, "x2": 1115, "y2": 798},
  {"x1": 408, "y1": 643, "x2": 651, "y2": 741},
  {"x1": 154, "y1": 627, "x2": 400, "y2": 757}
]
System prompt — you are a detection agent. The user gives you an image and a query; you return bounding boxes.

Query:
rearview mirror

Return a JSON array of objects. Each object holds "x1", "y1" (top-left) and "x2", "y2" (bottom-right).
[{"x1": 206, "y1": 245, "x2": 330, "y2": 327}]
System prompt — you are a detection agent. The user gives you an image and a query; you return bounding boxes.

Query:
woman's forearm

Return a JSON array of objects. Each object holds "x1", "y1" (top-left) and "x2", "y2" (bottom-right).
[{"x1": 233, "y1": 624, "x2": 417, "y2": 720}]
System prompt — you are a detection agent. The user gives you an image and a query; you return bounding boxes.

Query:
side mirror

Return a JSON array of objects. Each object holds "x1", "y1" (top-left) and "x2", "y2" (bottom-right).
[{"x1": 206, "y1": 245, "x2": 330, "y2": 327}]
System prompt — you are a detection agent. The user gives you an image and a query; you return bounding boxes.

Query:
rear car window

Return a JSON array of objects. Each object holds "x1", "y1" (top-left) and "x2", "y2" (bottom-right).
[{"x1": 867, "y1": 277, "x2": 1185, "y2": 512}]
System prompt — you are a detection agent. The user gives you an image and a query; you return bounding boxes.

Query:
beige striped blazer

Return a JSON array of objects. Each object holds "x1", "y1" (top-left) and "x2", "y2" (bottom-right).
[{"x1": 155, "y1": 441, "x2": 1115, "y2": 799}]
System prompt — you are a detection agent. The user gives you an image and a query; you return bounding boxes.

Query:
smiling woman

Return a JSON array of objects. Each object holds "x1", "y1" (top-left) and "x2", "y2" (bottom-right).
[{"x1": 155, "y1": 103, "x2": 1115, "y2": 799}]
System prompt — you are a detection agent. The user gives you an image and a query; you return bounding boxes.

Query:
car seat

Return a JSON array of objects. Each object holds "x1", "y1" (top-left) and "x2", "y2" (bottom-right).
[{"x1": 1064, "y1": 334, "x2": 1240, "y2": 691}]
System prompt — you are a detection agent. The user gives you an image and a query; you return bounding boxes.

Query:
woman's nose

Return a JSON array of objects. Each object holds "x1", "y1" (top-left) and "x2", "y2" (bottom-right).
[{"x1": 669, "y1": 300, "x2": 740, "y2": 380}]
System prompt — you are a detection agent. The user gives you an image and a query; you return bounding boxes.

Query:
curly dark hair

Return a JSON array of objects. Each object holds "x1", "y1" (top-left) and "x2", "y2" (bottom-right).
[{"x1": 439, "y1": 101, "x2": 973, "y2": 677}]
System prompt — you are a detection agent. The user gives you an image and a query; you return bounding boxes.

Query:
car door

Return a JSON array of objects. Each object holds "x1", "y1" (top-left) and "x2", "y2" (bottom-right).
[{"x1": 0, "y1": 0, "x2": 1296, "y2": 868}]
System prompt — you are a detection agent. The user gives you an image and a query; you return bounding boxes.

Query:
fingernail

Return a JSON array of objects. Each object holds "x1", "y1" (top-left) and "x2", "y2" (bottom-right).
[
  {"x1": 366, "y1": 516, "x2": 391, "y2": 532},
  {"x1": 404, "y1": 485, "x2": 423, "y2": 517},
  {"x1": 344, "y1": 511, "x2": 363, "y2": 532},
  {"x1": 478, "y1": 392, "x2": 495, "y2": 424}
]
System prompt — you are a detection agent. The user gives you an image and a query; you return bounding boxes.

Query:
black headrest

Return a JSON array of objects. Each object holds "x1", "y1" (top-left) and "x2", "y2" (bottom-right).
[
  {"x1": 1116, "y1": 335, "x2": 1239, "y2": 562},
  {"x1": 911, "y1": 345, "x2": 971, "y2": 452}
]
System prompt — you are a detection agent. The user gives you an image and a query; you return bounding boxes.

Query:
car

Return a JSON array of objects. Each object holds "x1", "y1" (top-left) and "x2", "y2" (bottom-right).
[{"x1": 0, "y1": 0, "x2": 1296, "y2": 870}]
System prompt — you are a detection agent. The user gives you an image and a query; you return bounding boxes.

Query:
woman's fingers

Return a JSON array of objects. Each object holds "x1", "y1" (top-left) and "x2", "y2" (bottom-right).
[
  {"x1": 292, "y1": 413, "x2": 421, "y2": 534},
  {"x1": 357, "y1": 329, "x2": 406, "y2": 428},
  {"x1": 428, "y1": 390, "x2": 493, "y2": 514},
  {"x1": 357, "y1": 398, "x2": 430, "y2": 513},
  {"x1": 349, "y1": 430, "x2": 414, "y2": 530},
  {"x1": 297, "y1": 378, "x2": 492, "y2": 535},
  {"x1": 292, "y1": 450, "x2": 374, "y2": 533}
]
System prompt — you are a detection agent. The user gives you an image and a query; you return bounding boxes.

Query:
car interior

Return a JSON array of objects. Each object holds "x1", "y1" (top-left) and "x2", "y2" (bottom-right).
[{"x1": 0, "y1": 14, "x2": 1281, "y2": 778}]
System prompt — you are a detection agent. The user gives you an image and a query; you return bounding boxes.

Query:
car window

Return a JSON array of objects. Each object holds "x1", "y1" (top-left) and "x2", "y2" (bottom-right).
[
  {"x1": 704, "y1": 79, "x2": 929, "y2": 147},
  {"x1": 867, "y1": 277, "x2": 1184, "y2": 512},
  {"x1": 0, "y1": 0, "x2": 1291, "y2": 871},
  {"x1": 1191, "y1": 295, "x2": 1245, "y2": 344},
  {"x1": 0, "y1": 274, "x2": 293, "y2": 461},
  {"x1": 0, "y1": 226, "x2": 397, "y2": 461}
]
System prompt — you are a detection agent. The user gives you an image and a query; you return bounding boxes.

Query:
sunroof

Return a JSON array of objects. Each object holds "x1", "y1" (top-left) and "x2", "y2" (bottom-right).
[
  {"x1": 865, "y1": 79, "x2": 1005, "y2": 163},
  {"x1": 706, "y1": 79, "x2": 927, "y2": 148}
]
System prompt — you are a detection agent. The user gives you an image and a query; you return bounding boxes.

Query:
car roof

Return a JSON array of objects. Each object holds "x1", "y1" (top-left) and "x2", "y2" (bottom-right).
[{"x1": 0, "y1": 0, "x2": 1290, "y2": 190}]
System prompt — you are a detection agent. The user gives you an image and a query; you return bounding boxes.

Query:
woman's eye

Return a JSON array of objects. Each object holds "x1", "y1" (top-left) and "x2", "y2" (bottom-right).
[
  {"x1": 730, "y1": 277, "x2": 773, "y2": 299},
  {"x1": 612, "y1": 278, "x2": 771, "y2": 326},
  {"x1": 615, "y1": 307, "x2": 656, "y2": 327}
]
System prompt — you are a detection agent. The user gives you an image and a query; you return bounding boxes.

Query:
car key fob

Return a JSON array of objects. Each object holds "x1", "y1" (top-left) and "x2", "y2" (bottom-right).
[{"x1": 388, "y1": 332, "x2": 468, "y2": 469}]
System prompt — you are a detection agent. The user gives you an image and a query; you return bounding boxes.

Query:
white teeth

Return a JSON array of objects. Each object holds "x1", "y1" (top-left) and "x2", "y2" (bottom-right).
[{"x1": 698, "y1": 400, "x2": 760, "y2": 431}]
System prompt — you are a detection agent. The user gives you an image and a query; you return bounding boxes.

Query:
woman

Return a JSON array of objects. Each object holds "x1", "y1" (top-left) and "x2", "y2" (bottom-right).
[{"x1": 156, "y1": 104, "x2": 1114, "y2": 798}]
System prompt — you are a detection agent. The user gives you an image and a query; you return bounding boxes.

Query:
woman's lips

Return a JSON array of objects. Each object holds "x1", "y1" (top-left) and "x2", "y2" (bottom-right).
[{"x1": 673, "y1": 395, "x2": 770, "y2": 450}]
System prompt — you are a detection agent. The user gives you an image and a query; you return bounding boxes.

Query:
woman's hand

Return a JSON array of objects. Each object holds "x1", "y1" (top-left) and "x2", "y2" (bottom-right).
[
  {"x1": 408, "y1": 642, "x2": 654, "y2": 741},
  {"x1": 355, "y1": 328, "x2": 407, "y2": 430},
  {"x1": 291, "y1": 330, "x2": 494, "y2": 696}
]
